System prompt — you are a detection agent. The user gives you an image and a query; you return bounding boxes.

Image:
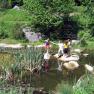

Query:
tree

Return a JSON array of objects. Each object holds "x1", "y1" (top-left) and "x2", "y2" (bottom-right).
[
  {"x1": 23, "y1": 0, "x2": 77, "y2": 39},
  {"x1": 76, "y1": 0, "x2": 94, "y2": 40}
]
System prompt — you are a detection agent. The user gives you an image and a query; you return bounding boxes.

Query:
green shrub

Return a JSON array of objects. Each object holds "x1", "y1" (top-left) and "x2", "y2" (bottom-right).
[
  {"x1": 73, "y1": 87, "x2": 88, "y2": 94},
  {"x1": 0, "y1": 31, "x2": 8, "y2": 39},
  {"x1": 80, "y1": 39, "x2": 87, "y2": 47},
  {"x1": 73, "y1": 74, "x2": 94, "y2": 94},
  {"x1": 78, "y1": 30, "x2": 92, "y2": 46},
  {"x1": 0, "y1": 22, "x2": 8, "y2": 39},
  {"x1": 11, "y1": 23, "x2": 25, "y2": 40}
]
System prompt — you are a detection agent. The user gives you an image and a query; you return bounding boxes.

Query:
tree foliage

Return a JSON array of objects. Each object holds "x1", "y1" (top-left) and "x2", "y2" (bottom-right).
[
  {"x1": 76, "y1": 0, "x2": 94, "y2": 40},
  {"x1": 23, "y1": 0, "x2": 78, "y2": 39},
  {"x1": 0, "y1": 0, "x2": 94, "y2": 40}
]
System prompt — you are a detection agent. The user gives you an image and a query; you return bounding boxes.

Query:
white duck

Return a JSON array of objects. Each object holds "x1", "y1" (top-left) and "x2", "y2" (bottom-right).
[
  {"x1": 63, "y1": 61, "x2": 79, "y2": 70},
  {"x1": 44, "y1": 49, "x2": 51, "y2": 60},
  {"x1": 85, "y1": 64, "x2": 94, "y2": 73}
]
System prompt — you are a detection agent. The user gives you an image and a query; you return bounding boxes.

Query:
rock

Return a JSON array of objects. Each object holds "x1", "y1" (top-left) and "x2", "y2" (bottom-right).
[
  {"x1": 62, "y1": 55, "x2": 79, "y2": 61},
  {"x1": 27, "y1": 45, "x2": 32, "y2": 48},
  {"x1": 74, "y1": 49, "x2": 81, "y2": 53},
  {"x1": 13, "y1": 5, "x2": 20, "y2": 10},
  {"x1": 57, "y1": 64, "x2": 62, "y2": 71},
  {"x1": 0, "y1": 43, "x2": 7, "y2": 47},
  {"x1": 63, "y1": 61, "x2": 79, "y2": 70},
  {"x1": 0, "y1": 43, "x2": 23, "y2": 49},
  {"x1": 83, "y1": 53, "x2": 89, "y2": 57},
  {"x1": 72, "y1": 40, "x2": 80, "y2": 45},
  {"x1": 53, "y1": 54, "x2": 79, "y2": 61},
  {"x1": 35, "y1": 44, "x2": 44, "y2": 48},
  {"x1": 54, "y1": 54, "x2": 59, "y2": 58},
  {"x1": 6, "y1": 44, "x2": 23, "y2": 49},
  {"x1": 85, "y1": 64, "x2": 93, "y2": 73}
]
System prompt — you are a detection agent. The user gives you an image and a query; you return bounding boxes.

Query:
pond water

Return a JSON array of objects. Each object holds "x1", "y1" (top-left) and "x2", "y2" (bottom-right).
[{"x1": 0, "y1": 48, "x2": 94, "y2": 93}]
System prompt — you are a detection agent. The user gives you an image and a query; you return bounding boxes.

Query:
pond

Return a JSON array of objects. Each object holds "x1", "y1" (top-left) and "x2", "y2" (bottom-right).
[{"x1": 0, "y1": 48, "x2": 94, "y2": 93}]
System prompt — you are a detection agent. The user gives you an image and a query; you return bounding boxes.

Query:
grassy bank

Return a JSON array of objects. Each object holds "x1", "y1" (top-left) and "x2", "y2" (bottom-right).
[
  {"x1": 0, "y1": 38, "x2": 44, "y2": 46},
  {"x1": 0, "y1": 8, "x2": 32, "y2": 39},
  {"x1": 0, "y1": 38, "x2": 94, "y2": 49},
  {"x1": 73, "y1": 41, "x2": 94, "y2": 50}
]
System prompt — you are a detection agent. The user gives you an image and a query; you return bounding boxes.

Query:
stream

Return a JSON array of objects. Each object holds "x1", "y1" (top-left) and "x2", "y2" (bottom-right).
[{"x1": 0, "y1": 48, "x2": 94, "y2": 93}]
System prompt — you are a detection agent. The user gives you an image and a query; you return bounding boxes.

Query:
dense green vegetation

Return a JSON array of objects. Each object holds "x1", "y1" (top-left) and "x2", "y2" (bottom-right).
[
  {"x1": 56, "y1": 74, "x2": 94, "y2": 94},
  {"x1": 23, "y1": 0, "x2": 94, "y2": 40},
  {"x1": 0, "y1": 47, "x2": 94, "y2": 94},
  {"x1": 0, "y1": 9, "x2": 31, "y2": 40},
  {"x1": 0, "y1": 0, "x2": 94, "y2": 42},
  {"x1": 0, "y1": 0, "x2": 94, "y2": 93}
]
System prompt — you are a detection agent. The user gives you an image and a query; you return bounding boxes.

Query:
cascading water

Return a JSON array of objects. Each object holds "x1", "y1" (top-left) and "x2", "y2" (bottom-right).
[{"x1": 22, "y1": 27, "x2": 42, "y2": 42}]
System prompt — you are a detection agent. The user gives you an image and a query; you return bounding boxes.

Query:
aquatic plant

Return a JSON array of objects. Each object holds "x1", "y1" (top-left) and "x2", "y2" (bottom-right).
[
  {"x1": 0, "y1": 86, "x2": 33, "y2": 94},
  {"x1": 0, "y1": 47, "x2": 44, "y2": 86},
  {"x1": 73, "y1": 74, "x2": 94, "y2": 94},
  {"x1": 56, "y1": 82, "x2": 73, "y2": 94},
  {"x1": 9, "y1": 47, "x2": 44, "y2": 69},
  {"x1": 73, "y1": 87, "x2": 88, "y2": 94},
  {"x1": 20, "y1": 47, "x2": 44, "y2": 72},
  {"x1": 0, "y1": 47, "x2": 44, "y2": 93}
]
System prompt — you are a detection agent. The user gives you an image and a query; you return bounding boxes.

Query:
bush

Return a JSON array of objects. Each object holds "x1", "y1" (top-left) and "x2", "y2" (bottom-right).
[
  {"x1": 80, "y1": 39, "x2": 87, "y2": 47},
  {"x1": 73, "y1": 74, "x2": 94, "y2": 94},
  {"x1": 78, "y1": 30, "x2": 92, "y2": 46},
  {"x1": 73, "y1": 87, "x2": 88, "y2": 94},
  {"x1": 0, "y1": 22, "x2": 8, "y2": 39},
  {"x1": 0, "y1": 9, "x2": 32, "y2": 40},
  {"x1": 0, "y1": 31, "x2": 8, "y2": 39},
  {"x1": 11, "y1": 23, "x2": 25, "y2": 40}
]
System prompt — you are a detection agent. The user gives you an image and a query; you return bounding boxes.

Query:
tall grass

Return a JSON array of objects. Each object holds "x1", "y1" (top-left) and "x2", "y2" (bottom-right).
[
  {"x1": 56, "y1": 73, "x2": 94, "y2": 94},
  {"x1": 0, "y1": 9, "x2": 32, "y2": 22},
  {"x1": 0, "y1": 47, "x2": 44, "y2": 85},
  {"x1": 0, "y1": 86, "x2": 33, "y2": 94},
  {"x1": 73, "y1": 74, "x2": 94, "y2": 94},
  {"x1": 56, "y1": 82, "x2": 73, "y2": 94},
  {"x1": 0, "y1": 47, "x2": 44, "y2": 93},
  {"x1": 13, "y1": 47, "x2": 44, "y2": 70}
]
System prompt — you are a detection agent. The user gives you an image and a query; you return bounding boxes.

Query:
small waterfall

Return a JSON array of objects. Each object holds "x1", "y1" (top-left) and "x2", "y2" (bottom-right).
[{"x1": 22, "y1": 27, "x2": 42, "y2": 42}]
